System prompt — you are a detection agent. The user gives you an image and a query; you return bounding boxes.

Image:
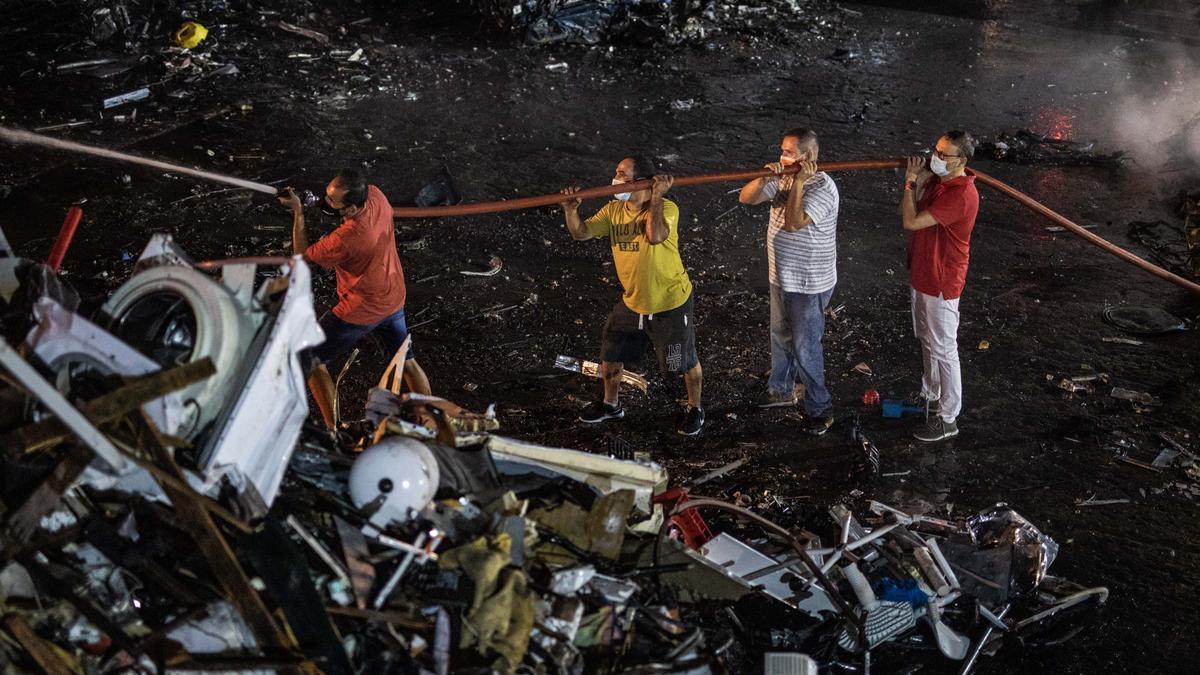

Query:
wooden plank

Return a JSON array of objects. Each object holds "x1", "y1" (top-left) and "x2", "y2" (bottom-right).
[
  {"x1": 3, "y1": 613, "x2": 79, "y2": 675},
  {"x1": 1, "y1": 358, "x2": 215, "y2": 455},
  {"x1": 3, "y1": 446, "x2": 92, "y2": 543},
  {"x1": 134, "y1": 412, "x2": 297, "y2": 660},
  {"x1": 324, "y1": 605, "x2": 429, "y2": 630},
  {"x1": 334, "y1": 515, "x2": 375, "y2": 610},
  {"x1": 102, "y1": 426, "x2": 252, "y2": 535}
]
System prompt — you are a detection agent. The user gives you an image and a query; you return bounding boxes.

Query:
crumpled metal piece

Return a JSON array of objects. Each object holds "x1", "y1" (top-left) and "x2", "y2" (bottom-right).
[{"x1": 965, "y1": 504, "x2": 1059, "y2": 593}]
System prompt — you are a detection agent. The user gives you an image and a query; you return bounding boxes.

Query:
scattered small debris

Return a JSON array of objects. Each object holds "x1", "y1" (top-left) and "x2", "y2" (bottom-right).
[
  {"x1": 460, "y1": 254, "x2": 503, "y2": 277},
  {"x1": 553, "y1": 354, "x2": 648, "y2": 393},
  {"x1": 1076, "y1": 495, "x2": 1132, "y2": 507},
  {"x1": 981, "y1": 129, "x2": 1127, "y2": 166},
  {"x1": 275, "y1": 19, "x2": 331, "y2": 45},
  {"x1": 1110, "y1": 387, "x2": 1160, "y2": 406}
]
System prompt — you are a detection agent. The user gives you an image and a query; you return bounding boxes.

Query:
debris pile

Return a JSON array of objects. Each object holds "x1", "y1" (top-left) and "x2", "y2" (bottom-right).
[
  {"x1": 0, "y1": 225, "x2": 1111, "y2": 672},
  {"x1": 979, "y1": 129, "x2": 1127, "y2": 167},
  {"x1": 474, "y1": 0, "x2": 850, "y2": 46}
]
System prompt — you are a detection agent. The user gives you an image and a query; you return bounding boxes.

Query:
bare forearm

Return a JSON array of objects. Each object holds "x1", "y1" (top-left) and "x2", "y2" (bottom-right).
[
  {"x1": 290, "y1": 210, "x2": 308, "y2": 255},
  {"x1": 900, "y1": 189, "x2": 918, "y2": 230},
  {"x1": 738, "y1": 178, "x2": 770, "y2": 205},
  {"x1": 564, "y1": 210, "x2": 589, "y2": 240},
  {"x1": 646, "y1": 197, "x2": 668, "y2": 243},
  {"x1": 782, "y1": 184, "x2": 811, "y2": 232}
]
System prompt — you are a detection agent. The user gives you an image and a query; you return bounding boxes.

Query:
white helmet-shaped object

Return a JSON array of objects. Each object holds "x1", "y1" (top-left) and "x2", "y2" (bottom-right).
[{"x1": 348, "y1": 437, "x2": 440, "y2": 528}]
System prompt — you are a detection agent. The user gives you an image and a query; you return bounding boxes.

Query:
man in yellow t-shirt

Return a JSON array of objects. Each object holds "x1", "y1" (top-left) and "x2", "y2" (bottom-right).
[{"x1": 560, "y1": 155, "x2": 704, "y2": 436}]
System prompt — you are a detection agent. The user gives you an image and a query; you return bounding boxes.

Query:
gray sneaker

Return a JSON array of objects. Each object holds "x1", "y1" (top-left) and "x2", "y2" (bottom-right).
[
  {"x1": 905, "y1": 393, "x2": 940, "y2": 421},
  {"x1": 914, "y1": 418, "x2": 959, "y2": 442}
]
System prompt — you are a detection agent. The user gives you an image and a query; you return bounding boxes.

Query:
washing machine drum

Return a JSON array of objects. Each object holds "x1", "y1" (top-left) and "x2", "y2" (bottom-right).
[{"x1": 101, "y1": 266, "x2": 257, "y2": 438}]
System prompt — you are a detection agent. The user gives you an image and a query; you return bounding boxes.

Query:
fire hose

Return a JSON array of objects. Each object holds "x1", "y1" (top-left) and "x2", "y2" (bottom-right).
[
  {"x1": 391, "y1": 159, "x2": 1200, "y2": 297},
  {"x1": 1, "y1": 125, "x2": 1196, "y2": 296}
]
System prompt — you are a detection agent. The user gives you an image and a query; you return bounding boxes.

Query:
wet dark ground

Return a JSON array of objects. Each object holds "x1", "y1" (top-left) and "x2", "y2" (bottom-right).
[{"x1": 2, "y1": 1, "x2": 1200, "y2": 673}]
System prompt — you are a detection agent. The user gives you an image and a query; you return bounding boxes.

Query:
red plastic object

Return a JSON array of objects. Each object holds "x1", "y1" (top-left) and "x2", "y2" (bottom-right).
[
  {"x1": 47, "y1": 206, "x2": 83, "y2": 272},
  {"x1": 862, "y1": 388, "x2": 880, "y2": 406},
  {"x1": 653, "y1": 487, "x2": 713, "y2": 549}
]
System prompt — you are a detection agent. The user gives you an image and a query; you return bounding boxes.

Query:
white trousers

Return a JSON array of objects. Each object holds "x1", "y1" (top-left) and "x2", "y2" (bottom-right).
[{"x1": 911, "y1": 288, "x2": 962, "y2": 422}]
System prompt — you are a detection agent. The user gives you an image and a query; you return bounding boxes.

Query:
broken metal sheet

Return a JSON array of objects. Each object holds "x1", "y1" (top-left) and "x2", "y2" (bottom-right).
[
  {"x1": 130, "y1": 232, "x2": 194, "y2": 270},
  {"x1": 965, "y1": 504, "x2": 1059, "y2": 594},
  {"x1": 697, "y1": 533, "x2": 838, "y2": 616},
  {"x1": 550, "y1": 564, "x2": 597, "y2": 595},
  {"x1": 195, "y1": 256, "x2": 324, "y2": 505},
  {"x1": 485, "y1": 435, "x2": 666, "y2": 515},
  {"x1": 586, "y1": 573, "x2": 638, "y2": 604}
]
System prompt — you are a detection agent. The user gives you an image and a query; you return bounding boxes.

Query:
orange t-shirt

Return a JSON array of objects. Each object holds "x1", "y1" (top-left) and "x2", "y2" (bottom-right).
[{"x1": 305, "y1": 185, "x2": 406, "y2": 325}]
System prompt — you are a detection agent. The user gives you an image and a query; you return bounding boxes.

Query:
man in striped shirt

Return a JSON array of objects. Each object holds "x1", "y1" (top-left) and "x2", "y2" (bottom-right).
[{"x1": 739, "y1": 128, "x2": 840, "y2": 435}]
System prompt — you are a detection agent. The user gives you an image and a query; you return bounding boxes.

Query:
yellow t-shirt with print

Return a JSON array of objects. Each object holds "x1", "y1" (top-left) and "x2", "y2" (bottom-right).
[{"x1": 585, "y1": 199, "x2": 693, "y2": 315}]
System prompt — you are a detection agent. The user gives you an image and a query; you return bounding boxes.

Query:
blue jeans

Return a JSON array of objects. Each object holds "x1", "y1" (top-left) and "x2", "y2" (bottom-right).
[
  {"x1": 304, "y1": 306, "x2": 415, "y2": 372},
  {"x1": 768, "y1": 285, "x2": 834, "y2": 417}
]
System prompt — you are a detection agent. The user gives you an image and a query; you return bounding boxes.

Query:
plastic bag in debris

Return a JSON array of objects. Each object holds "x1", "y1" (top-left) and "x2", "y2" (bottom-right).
[{"x1": 966, "y1": 504, "x2": 1059, "y2": 592}]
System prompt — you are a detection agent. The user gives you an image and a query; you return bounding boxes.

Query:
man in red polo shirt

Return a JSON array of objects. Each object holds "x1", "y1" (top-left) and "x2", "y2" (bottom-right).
[
  {"x1": 278, "y1": 169, "x2": 432, "y2": 431},
  {"x1": 899, "y1": 130, "x2": 979, "y2": 442}
]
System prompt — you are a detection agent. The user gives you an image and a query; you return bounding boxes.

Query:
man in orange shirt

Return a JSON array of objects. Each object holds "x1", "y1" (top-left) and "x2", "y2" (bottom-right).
[{"x1": 278, "y1": 169, "x2": 432, "y2": 430}]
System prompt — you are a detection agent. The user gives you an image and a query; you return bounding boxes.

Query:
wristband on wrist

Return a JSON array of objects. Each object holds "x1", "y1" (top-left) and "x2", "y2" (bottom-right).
[{"x1": 905, "y1": 180, "x2": 917, "y2": 191}]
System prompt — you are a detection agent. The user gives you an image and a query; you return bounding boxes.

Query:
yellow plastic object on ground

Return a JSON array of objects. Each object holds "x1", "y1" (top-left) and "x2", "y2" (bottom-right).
[{"x1": 175, "y1": 22, "x2": 208, "y2": 49}]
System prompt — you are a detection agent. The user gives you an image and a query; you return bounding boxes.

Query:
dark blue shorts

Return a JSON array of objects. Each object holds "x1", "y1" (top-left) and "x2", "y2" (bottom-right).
[{"x1": 303, "y1": 307, "x2": 417, "y2": 372}]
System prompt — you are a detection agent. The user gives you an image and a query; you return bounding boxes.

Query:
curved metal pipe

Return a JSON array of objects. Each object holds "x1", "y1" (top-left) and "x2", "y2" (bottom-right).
[{"x1": 392, "y1": 159, "x2": 1200, "y2": 296}]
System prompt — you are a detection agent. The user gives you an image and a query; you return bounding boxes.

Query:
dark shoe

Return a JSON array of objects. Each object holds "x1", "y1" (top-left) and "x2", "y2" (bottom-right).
[
  {"x1": 579, "y1": 400, "x2": 624, "y2": 424},
  {"x1": 678, "y1": 406, "x2": 705, "y2": 436},
  {"x1": 804, "y1": 414, "x2": 835, "y2": 436},
  {"x1": 914, "y1": 418, "x2": 959, "y2": 442},
  {"x1": 756, "y1": 391, "x2": 798, "y2": 408}
]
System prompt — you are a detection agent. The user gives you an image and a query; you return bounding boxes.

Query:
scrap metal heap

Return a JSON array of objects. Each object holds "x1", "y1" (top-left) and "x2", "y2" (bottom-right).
[{"x1": 0, "y1": 231, "x2": 1108, "y2": 673}]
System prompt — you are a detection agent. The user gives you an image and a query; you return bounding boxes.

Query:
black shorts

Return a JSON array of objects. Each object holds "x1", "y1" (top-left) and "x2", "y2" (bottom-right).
[{"x1": 600, "y1": 294, "x2": 699, "y2": 375}]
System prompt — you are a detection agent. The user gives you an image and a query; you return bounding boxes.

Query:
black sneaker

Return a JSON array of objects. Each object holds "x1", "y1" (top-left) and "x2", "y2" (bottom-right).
[
  {"x1": 579, "y1": 400, "x2": 624, "y2": 424},
  {"x1": 804, "y1": 414, "x2": 835, "y2": 436},
  {"x1": 677, "y1": 406, "x2": 705, "y2": 436}
]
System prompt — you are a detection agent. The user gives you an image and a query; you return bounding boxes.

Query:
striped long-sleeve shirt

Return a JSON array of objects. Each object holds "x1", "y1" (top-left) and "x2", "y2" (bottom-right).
[{"x1": 762, "y1": 171, "x2": 839, "y2": 294}]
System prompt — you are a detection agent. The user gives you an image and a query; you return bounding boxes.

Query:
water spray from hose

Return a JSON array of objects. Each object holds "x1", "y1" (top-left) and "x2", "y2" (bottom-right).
[{"x1": 0, "y1": 126, "x2": 278, "y2": 195}]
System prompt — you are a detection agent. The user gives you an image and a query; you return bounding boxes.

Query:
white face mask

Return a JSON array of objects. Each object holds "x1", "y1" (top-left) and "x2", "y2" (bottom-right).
[
  {"x1": 612, "y1": 178, "x2": 632, "y2": 201},
  {"x1": 929, "y1": 153, "x2": 950, "y2": 177},
  {"x1": 780, "y1": 154, "x2": 797, "y2": 166}
]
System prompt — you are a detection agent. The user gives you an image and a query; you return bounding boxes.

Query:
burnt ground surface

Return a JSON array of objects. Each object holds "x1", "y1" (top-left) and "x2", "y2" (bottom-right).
[{"x1": 2, "y1": 0, "x2": 1200, "y2": 673}]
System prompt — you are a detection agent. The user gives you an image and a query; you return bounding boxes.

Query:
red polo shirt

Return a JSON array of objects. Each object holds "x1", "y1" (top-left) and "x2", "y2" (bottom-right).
[
  {"x1": 908, "y1": 170, "x2": 979, "y2": 300},
  {"x1": 305, "y1": 185, "x2": 406, "y2": 325}
]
